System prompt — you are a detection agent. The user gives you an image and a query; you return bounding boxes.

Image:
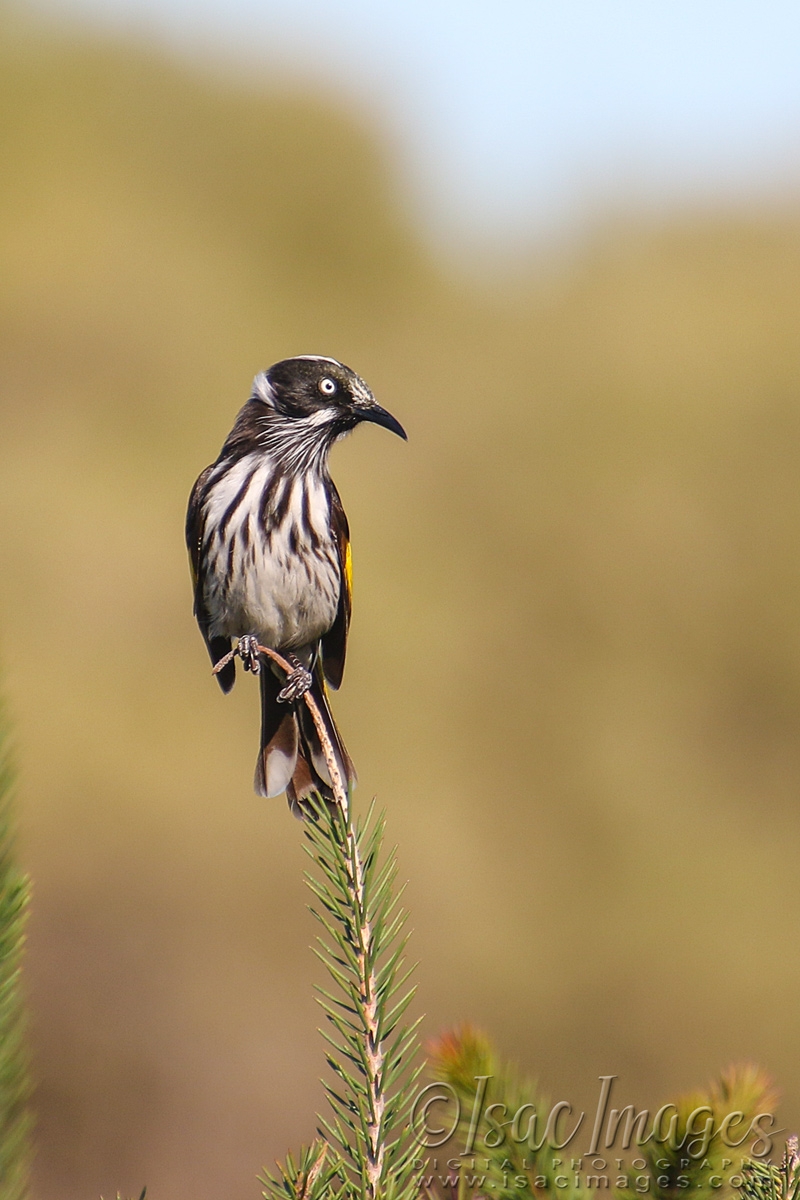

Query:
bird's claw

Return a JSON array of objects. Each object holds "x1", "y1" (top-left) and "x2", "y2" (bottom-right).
[
  {"x1": 278, "y1": 665, "x2": 313, "y2": 704},
  {"x1": 237, "y1": 635, "x2": 262, "y2": 675}
]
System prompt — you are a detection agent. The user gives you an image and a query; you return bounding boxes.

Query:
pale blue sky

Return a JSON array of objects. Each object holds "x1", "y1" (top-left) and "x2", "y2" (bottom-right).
[{"x1": 25, "y1": 0, "x2": 800, "y2": 252}]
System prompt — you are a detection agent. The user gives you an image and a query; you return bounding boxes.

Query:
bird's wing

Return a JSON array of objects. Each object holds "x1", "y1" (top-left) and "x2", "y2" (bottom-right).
[
  {"x1": 321, "y1": 482, "x2": 351, "y2": 690},
  {"x1": 186, "y1": 465, "x2": 235, "y2": 692}
]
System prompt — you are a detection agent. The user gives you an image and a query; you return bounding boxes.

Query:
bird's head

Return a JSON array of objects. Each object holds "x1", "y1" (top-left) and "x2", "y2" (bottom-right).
[{"x1": 250, "y1": 357, "x2": 406, "y2": 462}]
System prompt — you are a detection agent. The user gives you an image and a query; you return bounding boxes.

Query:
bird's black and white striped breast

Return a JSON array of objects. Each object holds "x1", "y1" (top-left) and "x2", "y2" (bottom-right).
[{"x1": 200, "y1": 452, "x2": 341, "y2": 650}]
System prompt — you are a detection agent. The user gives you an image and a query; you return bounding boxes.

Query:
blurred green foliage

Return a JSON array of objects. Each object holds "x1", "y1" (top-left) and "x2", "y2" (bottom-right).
[
  {"x1": 0, "y1": 699, "x2": 31, "y2": 1200},
  {"x1": 645, "y1": 1065, "x2": 779, "y2": 1200},
  {"x1": 424, "y1": 1026, "x2": 581, "y2": 1200},
  {"x1": 424, "y1": 1031, "x2": 780, "y2": 1200},
  {"x1": 1, "y1": 11, "x2": 800, "y2": 1200}
]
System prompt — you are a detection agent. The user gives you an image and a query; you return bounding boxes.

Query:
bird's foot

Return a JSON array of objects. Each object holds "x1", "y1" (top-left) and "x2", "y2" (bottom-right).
[
  {"x1": 237, "y1": 634, "x2": 262, "y2": 675},
  {"x1": 278, "y1": 658, "x2": 313, "y2": 704}
]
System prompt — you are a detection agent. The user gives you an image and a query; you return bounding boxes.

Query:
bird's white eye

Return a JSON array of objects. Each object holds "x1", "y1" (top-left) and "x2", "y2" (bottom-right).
[{"x1": 318, "y1": 377, "x2": 337, "y2": 396}]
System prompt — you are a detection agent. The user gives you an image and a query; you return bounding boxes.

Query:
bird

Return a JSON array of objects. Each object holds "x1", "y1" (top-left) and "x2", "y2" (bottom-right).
[{"x1": 186, "y1": 355, "x2": 406, "y2": 814}]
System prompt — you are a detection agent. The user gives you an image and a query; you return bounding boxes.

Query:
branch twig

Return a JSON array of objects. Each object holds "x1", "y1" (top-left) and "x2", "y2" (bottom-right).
[{"x1": 212, "y1": 640, "x2": 349, "y2": 817}]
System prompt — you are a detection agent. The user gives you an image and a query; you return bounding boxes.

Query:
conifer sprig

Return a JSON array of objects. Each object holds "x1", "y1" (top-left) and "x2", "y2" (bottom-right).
[
  {"x1": 301, "y1": 796, "x2": 422, "y2": 1200},
  {"x1": 0, "y1": 701, "x2": 31, "y2": 1200},
  {"x1": 259, "y1": 1138, "x2": 350, "y2": 1200},
  {"x1": 738, "y1": 1138, "x2": 800, "y2": 1200}
]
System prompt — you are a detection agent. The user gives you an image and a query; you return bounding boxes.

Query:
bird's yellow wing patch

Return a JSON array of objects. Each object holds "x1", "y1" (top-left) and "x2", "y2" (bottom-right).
[
  {"x1": 344, "y1": 539, "x2": 353, "y2": 605},
  {"x1": 321, "y1": 482, "x2": 352, "y2": 690}
]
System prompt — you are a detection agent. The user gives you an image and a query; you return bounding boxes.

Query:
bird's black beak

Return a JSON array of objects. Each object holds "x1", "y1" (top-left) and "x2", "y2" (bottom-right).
[{"x1": 357, "y1": 402, "x2": 407, "y2": 440}]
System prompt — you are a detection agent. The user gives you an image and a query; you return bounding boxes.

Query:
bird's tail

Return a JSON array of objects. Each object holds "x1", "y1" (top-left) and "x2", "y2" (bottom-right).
[{"x1": 254, "y1": 659, "x2": 356, "y2": 817}]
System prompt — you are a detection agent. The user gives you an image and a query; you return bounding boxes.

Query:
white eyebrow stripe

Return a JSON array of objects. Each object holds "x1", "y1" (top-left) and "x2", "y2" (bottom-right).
[{"x1": 295, "y1": 354, "x2": 342, "y2": 366}]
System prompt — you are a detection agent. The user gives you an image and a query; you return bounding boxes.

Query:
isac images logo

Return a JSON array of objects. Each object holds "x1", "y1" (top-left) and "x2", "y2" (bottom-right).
[{"x1": 410, "y1": 1074, "x2": 783, "y2": 1194}]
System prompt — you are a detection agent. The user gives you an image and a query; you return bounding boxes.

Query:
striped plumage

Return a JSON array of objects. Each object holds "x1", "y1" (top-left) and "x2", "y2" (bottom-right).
[{"x1": 186, "y1": 355, "x2": 406, "y2": 814}]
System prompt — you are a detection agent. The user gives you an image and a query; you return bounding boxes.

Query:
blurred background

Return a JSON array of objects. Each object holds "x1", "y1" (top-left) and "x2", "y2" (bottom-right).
[{"x1": 2, "y1": 1, "x2": 800, "y2": 1196}]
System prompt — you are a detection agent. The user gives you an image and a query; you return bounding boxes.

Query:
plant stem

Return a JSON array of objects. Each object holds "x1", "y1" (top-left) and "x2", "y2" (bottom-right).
[{"x1": 346, "y1": 822, "x2": 384, "y2": 1198}]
